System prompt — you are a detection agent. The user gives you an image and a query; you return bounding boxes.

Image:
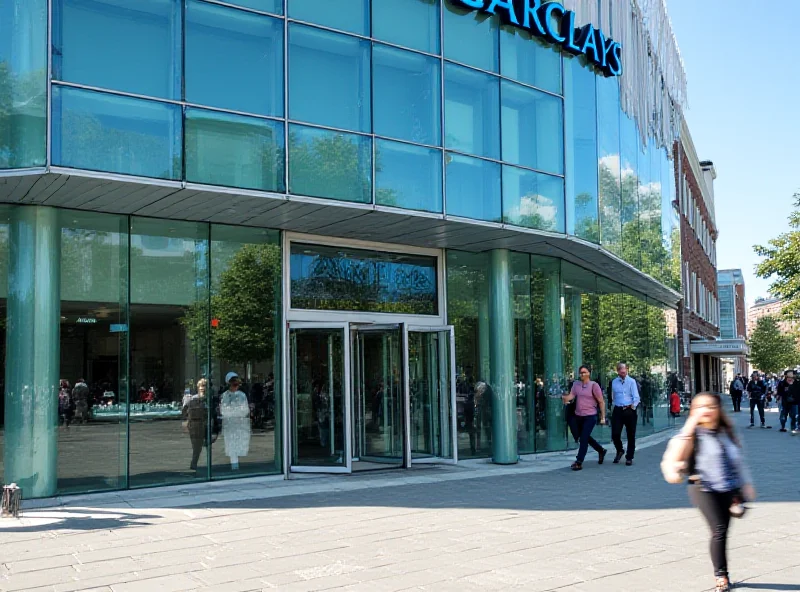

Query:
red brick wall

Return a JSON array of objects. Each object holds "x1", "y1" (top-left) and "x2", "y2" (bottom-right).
[{"x1": 674, "y1": 141, "x2": 720, "y2": 389}]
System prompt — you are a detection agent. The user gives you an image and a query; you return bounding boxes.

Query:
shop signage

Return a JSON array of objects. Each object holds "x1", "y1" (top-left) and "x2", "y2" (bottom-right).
[{"x1": 451, "y1": 0, "x2": 623, "y2": 77}]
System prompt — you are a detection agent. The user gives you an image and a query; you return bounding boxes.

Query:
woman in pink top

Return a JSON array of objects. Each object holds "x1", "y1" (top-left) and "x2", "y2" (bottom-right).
[{"x1": 562, "y1": 365, "x2": 607, "y2": 471}]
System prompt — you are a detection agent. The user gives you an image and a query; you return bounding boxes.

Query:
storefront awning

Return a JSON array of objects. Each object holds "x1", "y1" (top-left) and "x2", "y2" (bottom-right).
[
  {"x1": 0, "y1": 169, "x2": 683, "y2": 308},
  {"x1": 690, "y1": 339, "x2": 749, "y2": 357}
]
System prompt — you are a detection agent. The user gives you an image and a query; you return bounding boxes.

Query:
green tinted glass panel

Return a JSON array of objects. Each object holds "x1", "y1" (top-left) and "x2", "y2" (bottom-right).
[
  {"x1": 443, "y1": 1, "x2": 498, "y2": 71},
  {"x1": 373, "y1": 0, "x2": 440, "y2": 54},
  {"x1": 288, "y1": 0, "x2": 369, "y2": 35},
  {"x1": 373, "y1": 45, "x2": 441, "y2": 145},
  {"x1": 186, "y1": 1, "x2": 283, "y2": 116},
  {"x1": 444, "y1": 64, "x2": 500, "y2": 159},
  {"x1": 185, "y1": 108, "x2": 285, "y2": 192},
  {"x1": 501, "y1": 80, "x2": 563, "y2": 174},
  {"x1": 289, "y1": 125, "x2": 372, "y2": 203},
  {"x1": 52, "y1": 86, "x2": 181, "y2": 180},
  {"x1": 500, "y1": 26, "x2": 561, "y2": 94},
  {"x1": 565, "y1": 55, "x2": 599, "y2": 242},
  {"x1": 502, "y1": 166, "x2": 565, "y2": 233},
  {"x1": 376, "y1": 140, "x2": 443, "y2": 213},
  {"x1": 0, "y1": 0, "x2": 47, "y2": 168},
  {"x1": 54, "y1": 0, "x2": 181, "y2": 100},
  {"x1": 288, "y1": 25, "x2": 371, "y2": 133},
  {"x1": 445, "y1": 153, "x2": 501, "y2": 222}
]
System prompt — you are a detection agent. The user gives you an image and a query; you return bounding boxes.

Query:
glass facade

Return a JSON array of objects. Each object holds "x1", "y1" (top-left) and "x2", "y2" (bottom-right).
[
  {"x1": 447, "y1": 252, "x2": 680, "y2": 458},
  {"x1": 0, "y1": 0, "x2": 686, "y2": 494},
  {"x1": 0, "y1": 207, "x2": 281, "y2": 496}
]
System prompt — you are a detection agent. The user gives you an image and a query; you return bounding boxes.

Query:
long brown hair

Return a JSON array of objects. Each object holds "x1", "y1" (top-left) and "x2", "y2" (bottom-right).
[{"x1": 692, "y1": 391, "x2": 739, "y2": 445}]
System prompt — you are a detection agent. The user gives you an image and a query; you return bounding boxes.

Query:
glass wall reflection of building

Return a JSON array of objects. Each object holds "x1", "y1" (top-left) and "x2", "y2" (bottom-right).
[{"x1": 0, "y1": 0, "x2": 686, "y2": 497}]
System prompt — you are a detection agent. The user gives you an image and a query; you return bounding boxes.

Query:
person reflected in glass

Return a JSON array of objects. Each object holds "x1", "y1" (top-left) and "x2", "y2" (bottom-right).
[
  {"x1": 73, "y1": 378, "x2": 90, "y2": 424},
  {"x1": 313, "y1": 379, "x2": 331, "y2": 451},
  {"x1": 220, "y1": 372, "x2": 251, "y2": 471},
  {"x1": 182, "y1": 378, "x2": 210, "y2": 473},
  {"x1": 58, "y1": 379, "x2": 73, "y2": 429},
  {"x1": 562, "y1": 365, "x2": 607, "y2": 471}
]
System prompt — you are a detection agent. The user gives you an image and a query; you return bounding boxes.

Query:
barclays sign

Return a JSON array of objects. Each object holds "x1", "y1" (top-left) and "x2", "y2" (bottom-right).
[{"x1": 451, "y1": 0, "x2": 623, "y2": 77}]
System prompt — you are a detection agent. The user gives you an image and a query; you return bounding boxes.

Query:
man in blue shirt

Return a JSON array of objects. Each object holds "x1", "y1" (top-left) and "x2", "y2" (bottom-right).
[{"x1": 611, "y1": 362, "x2": 640, "y2": 466}]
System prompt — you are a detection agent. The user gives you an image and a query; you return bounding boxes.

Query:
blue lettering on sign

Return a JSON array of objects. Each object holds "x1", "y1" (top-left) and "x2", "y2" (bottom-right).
[{"x1": 450, "y1": 0, "x2": 623, "y2": 77}]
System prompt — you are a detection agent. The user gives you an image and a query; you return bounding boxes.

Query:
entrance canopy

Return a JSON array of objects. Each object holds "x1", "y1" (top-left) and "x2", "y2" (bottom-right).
[
  {"x1": 690, "y1": 339, "x2": 749, "y2": 357},
  {"x1": 1, "y1": 170, "x2": 681, "y2": 308}
]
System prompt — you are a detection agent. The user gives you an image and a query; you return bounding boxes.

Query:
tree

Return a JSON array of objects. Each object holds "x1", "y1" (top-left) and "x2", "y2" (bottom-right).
[
  {"x1": 183, "y1": 243, "x2": 281, "y2": 369},
  {"x1": 755, "y1": 192, "x2": 800, "y2": 318},
  {"x1": 748, "y1": 316, "x2": 799, "y2": 374}
]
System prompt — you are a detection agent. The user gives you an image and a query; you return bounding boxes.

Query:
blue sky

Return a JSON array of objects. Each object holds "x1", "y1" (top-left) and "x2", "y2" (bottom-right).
[{"x1": 668, "y1": 0, "x2": 797, "y2": 304}]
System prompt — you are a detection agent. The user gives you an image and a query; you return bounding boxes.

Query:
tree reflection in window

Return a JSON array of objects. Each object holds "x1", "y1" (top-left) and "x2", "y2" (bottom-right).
[{"x1": 290, "y1": 243, "x2": 437, "y2": 315}]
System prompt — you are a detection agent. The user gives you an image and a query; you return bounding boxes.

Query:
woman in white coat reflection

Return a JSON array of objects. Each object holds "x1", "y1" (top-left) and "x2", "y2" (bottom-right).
[{"x1": 220, "y1": 372, "x2": 251, "y2": 470}]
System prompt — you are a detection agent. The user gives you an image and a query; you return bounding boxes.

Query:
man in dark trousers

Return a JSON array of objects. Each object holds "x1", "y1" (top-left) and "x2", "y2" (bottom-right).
[
  {"x1": 777, "y1": 370, "x2": 799, "y2": 434},
  {"x1": 746, "y1": 371, "x2": 769, "y2": 429},
  {"x1": 611, "y1": 362, "x2": 640, "y2": 466},
  {"x1": 729, "y1": 373, "x2": 745, "y2": 412}
]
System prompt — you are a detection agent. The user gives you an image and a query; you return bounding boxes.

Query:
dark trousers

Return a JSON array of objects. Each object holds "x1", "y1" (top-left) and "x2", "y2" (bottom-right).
[
  {"x1": 779, "y1": 403, "x2": 799, "y2": 431},
  {"x1": 570, "y1": 415, "x2": 604, "y2": 463},
  {"x1": 189, "y1": 425, "x2": 206, "y2": 470},
  {"x1": 749, "y1": 398, "x2": 765, "y2": 425},
  {"x1": 690, "y1": 485, "x2": 735, "y2": 578},
  {"x1": 731, "y1": 392, "x2": 742, "y2": 412},
  {"x1": 611, "y1": 406, "x2": 637, "y2": 460}
]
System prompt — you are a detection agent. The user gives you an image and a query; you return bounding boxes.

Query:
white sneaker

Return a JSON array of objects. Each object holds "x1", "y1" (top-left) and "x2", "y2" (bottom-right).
[{"x1": 792, "y1": 430, "x2": 798, "y2": 436}]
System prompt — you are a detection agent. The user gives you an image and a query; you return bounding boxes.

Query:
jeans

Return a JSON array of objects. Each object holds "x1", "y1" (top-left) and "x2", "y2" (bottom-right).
[
  {"x1": 690, "y1": 485, "x2": 735, "y2": 578},
  {"x1": 749, "y1": 397, "x2": 765, "y2": 425},
  {"x1": 780, "y1": 403, "x2": 799, "y2": 431},
  {"x1": 570, "y1": 415, "x2": 604, "y2": 463},
  {"x1": 611, "y1": 406, "x2": 637, "y2": 460}
]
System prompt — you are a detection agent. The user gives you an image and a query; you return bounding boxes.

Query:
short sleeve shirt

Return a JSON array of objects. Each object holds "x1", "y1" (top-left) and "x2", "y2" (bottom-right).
[{"x1": 570, "y1": 380, "x2": 603, "y2": 416}]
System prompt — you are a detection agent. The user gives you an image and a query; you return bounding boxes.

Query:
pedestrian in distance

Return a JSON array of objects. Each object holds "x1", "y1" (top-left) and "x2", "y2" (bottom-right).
[
  {"x1": 611, "y1": 362, "x2": 640, "y2": 465},
  {"x1": 660, "y1": 392, "x2": 755, "y2": 592},
  {"x1": 777, "y1": 369, "x2": 799, "y2": 434},
  {"x1": 562, "y1": 365, "x2": 607, "y2": 471},
  {"x1": 729, "y1": 374, "x2": 744, "y2": 413},
  {"x1": 745, "y1": 372, "x2": 769, "y2": 429}
]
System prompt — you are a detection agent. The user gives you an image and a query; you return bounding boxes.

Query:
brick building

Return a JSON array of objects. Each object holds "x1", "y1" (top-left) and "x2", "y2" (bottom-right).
[
  {"x1": 747, "y1": 297, "x2": 800, "y2": 340},
  {"x1": 675, "y1": 121, "x2": 726, "y2": 394}
]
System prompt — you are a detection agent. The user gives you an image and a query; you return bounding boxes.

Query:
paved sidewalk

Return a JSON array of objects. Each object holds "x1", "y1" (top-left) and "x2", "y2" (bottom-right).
[{"x1": 1, "y1": 409, "x2": 799, "y2": 592}]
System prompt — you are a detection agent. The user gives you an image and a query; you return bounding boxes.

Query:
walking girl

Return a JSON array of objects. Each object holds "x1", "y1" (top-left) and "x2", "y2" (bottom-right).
[
  {"x1": 562, "y1": 365, "x2": 607, "y2": 471},
  {"x1": 661, "y1": 392, "x2": 755, "y2": 592}
]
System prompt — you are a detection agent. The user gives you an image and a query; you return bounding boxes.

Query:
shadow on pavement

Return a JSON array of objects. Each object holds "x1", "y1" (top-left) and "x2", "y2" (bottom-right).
[{"x1": 0, "y1": 508, "x2": 159, "y2": 533}]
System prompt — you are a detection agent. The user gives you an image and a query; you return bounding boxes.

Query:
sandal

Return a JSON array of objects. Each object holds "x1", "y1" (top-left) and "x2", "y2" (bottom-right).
[
  {"x1": 570, "y1": 461, "x2": 582, "y2": 471},
  {"x1": 715, "y1": 576, "x2": 730, "y2": 592}
]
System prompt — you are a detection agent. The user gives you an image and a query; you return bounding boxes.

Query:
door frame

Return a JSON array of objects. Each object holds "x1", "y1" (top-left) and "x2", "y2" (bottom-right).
[
  {"x1": 405, "y1": 325, "x2": 458, "y2": 466},
  {"x1": 286, "y1": 321, "x2": 352, "y2": 474}
]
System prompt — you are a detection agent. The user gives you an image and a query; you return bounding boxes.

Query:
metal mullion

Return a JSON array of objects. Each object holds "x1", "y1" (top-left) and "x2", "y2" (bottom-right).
[
  {"x1": 444, "y1": 57, "x2": 564, "y2": 100},
  {"x1": 51, "y1": 80, "x2": 184, "y2": 106},
  {"x1": 439, "y1": 0, "x2": 447, "y2": 218},
  {"x1": 283, "y1": 5, "x2": 290, "y2": 195},
  {"x1": 46, "y1": 0, "x2": 53, "y2": 168},
  {"x1": 196, "y1": 0, "x2": 282, "y2": 18},
  {"x1": 286, "y1": 119, "x2": 373, "y2": 139},
  {"x1": 371, "y1": 37, "x2": 441, "y2": 61},
  {"x1": 286, "y1": 18, "x2": 372, "y2": 43},
  {"x1": 444, "y1": 148, "x2": 566, "y2": 179},
  {"x1": 373, "y1": 134, "x2": 441, "y2": 152}
]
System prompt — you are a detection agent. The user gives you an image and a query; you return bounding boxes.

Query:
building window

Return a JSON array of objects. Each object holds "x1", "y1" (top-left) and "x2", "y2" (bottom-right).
[
  {"x1": 443, "y1": 0, "x2": 500, "y2": 72},
  {"x1": 185, "y1": 1, "x2": 284, "y2": 117},
  {"x1": 445, "y1": 153, "x2": 502, "y2": 222},
  {"x1": 502, "y1": 165, "x2": 565, "y2": 233},
  {"x1": 288, "y1": 24, "x2": 371, "y2": 133},
  {"x1": 372, "y1": 0, "x2": 441, "y2": 54},
  {"x1": 373, "y1": 45, "x2": 442, "y2": 146},
  {"x1": 375, "y1": 140, "x2": 443, "y2": 213},
  {"x1": 444, "y1": 63, "x2": 501, "y2": 159},
  {"x1": 53, "y1": 0, "x2": 182, "y2": 100},
  {"x1": 287, "y1": 0, "x2": 369, "y2": 36}
]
